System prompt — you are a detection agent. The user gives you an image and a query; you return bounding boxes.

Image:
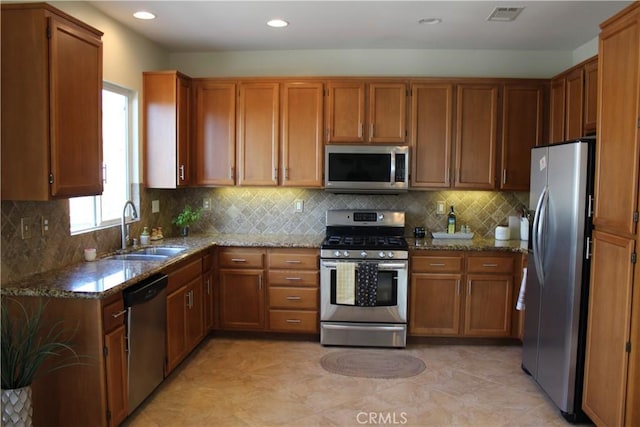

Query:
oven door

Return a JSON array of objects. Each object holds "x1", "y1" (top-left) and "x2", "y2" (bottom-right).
[{"x1": 320, "y1": 259, "x2": 408, "y2": 323}]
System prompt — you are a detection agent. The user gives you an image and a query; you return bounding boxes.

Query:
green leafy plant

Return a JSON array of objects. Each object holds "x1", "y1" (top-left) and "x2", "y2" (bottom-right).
[
  {"x1": 171, "y1": 204, "x2": 203, "y2": 228},
  {"x1": 1, "y1": 298, "x2": 81, "y2": 390}
]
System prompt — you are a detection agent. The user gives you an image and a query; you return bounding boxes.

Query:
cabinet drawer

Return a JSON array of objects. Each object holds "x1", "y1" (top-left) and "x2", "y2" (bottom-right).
[
  {"x1": 467, "y1": 256, "x2": 514, "y2": 274},
  {"x1": 103, "y1": 298, "x2": 125, "y2": 333},
  {"x1": 268, "y1": 249, "x2": 319, "y2": 270},
  {"x1": 269, "y1": 310, "x2": 318, "y2": 333},
  {"x1": 269, "y1": 287, "x2": 318, "y2": 309},
  {"x1": 168, "y1": 257, "x2": 203, "y2": 294},
  {"x1": 412, "y1": 255, "x2": 463, "y2": 273},
  {"x1": 268, "y1": 270, "x2": 318, "y2": 287},
  {"x1": 219, "y1": 248, "x2": 265, "y2": 269}
]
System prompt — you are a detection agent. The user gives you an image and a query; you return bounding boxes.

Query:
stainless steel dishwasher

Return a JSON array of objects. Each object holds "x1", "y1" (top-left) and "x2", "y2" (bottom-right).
[{"x1": 123, "y1": 273, "x2": 168, "y2": 413}]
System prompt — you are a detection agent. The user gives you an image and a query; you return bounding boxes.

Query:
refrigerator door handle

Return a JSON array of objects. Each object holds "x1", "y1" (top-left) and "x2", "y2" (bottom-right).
[{"x1": 532, "y1": 186, "x2": 548, "y2": 286}]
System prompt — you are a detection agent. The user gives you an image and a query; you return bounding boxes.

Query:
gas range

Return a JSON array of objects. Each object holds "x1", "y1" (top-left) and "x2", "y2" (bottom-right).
[{"x1": 320, "y1": 209, "x2": 408, "y2": 260}]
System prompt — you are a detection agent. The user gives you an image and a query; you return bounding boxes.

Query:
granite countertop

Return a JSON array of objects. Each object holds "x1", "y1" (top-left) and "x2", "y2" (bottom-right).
[{"x1": 1, "y1": 233, "x2": 526, "y2": 299}]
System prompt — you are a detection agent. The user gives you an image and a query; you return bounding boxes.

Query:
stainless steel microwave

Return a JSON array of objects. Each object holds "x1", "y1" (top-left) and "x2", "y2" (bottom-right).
[{"x1": 324, "y1": 145, "x2": 409, "y2": 194}]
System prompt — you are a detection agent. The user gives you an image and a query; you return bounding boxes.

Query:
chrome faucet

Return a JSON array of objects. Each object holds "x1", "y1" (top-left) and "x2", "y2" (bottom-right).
[{"x1": 121, "y1": 200, "x2": 138, "y2": 251}]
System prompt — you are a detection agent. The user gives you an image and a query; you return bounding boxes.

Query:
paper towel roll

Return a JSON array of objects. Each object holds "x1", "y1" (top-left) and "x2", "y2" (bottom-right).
[
  {"x1": 495, "y1": 226, "x2": 510, "y2": 240},
  {"x1": 508, "y1": 216, "x2": 520, "y2": 240}
]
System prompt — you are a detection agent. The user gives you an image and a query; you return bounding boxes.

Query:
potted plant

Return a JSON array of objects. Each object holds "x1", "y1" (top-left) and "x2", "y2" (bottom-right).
[
  {"x1": 172, "y1": 204, "x2": 203, "y2": 236},
  {"x1": 1, "y1": 298, "x2": 81, "y2": 427}
]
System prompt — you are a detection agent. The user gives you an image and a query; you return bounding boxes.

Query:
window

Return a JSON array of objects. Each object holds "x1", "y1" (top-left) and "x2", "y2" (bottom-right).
[{"x1": 70, "y1": 83, "x2": 135, "y2": 234}]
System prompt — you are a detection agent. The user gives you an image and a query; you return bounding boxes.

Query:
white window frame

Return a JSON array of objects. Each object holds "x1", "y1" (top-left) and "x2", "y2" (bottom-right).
[{"x1": 69, "y1": 82, "x2": 137, "y2": 235}]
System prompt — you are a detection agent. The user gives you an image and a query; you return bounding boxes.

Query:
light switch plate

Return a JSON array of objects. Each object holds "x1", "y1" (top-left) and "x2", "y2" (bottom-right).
[
  {"x1": 203, "y1": 198, "x2": 211, "y2": 210},
  {"x1": 152, "y1": 200, "x2": 160, "y2": 213},
  {"x1": 294, "y1": 199, "x2": 304, "y2": 213},
  {"x1": 436, "y1": 201, "x2": 446, "y2": 215},
  {"x1": 21, "y1": 217, "x2": 31, "y2": 239}
]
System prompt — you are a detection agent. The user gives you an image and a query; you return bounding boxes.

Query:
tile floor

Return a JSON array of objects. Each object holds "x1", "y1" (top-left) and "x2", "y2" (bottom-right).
[{"x1": 123, "y1": 337, "x2": 574, "y2": 427}]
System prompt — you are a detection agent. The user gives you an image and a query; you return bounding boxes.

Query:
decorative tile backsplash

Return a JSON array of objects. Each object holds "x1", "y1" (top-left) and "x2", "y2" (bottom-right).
[{"x1": 1, "y1": 186, "x2": 527, "y2": 284}]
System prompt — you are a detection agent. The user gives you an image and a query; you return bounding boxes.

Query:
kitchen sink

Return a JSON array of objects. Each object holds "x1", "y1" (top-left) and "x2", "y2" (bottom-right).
[{"x1": 105, "y1": 246, "x2": 187, "y2": 261}]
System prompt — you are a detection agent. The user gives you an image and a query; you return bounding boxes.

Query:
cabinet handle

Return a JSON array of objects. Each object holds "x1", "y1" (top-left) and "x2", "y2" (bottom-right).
[
  {"x1": 286, "y1": 296, "x2": 302, "y2": 300},
  {"x1": 285, "y1": 319, "x2": 302, "y2": 323},
  {"x1": 445, "y1": 167, "x2": 450, "y2": 183},
  {"x1": 482, "y1": 263, "x2": 499, "y2": 267},
  {"x1": 358, "y1": 123, "x2": 363, "y2": 138},
  {"x1": 456, "y1": 280, "x2": 461, "y2": 295},
  {"x1": 185, "y1": 291, "x2": 190, "y2": 309},
  {"x1": 285, "y1": 260, "x2": 301, "y2": 264},
  {"x1": 206, "y1": 279, "x2": 211, "y2": 295},
  {"x1": 430, "y1": 263, "x2": 446, "y2": 267},
  {"x1": 102, "y1": 164, "x2": 107, "y2": 184},
  {"x1": 229, "y1": 166, "x2": 235, "y2": 180},
  {"x1": 231, "y1": 258, "x2": 247, "y2": 263},
  {"x1": 468, "y1": 280, "x2": 472, "y2": 296},
  {"x1": 370, "y1": 123, "x2": 374, "y2": 137},
  {"x1": 179, "y1": 164, "x2": 185, "y2": 181},
  {"x1": 502, "y1": 169, "x2": 507, "y2": 185},
  {"x1": 273, "y1": 168, "x2": 278, "y2": 181},
  {"x1": 112, "y1": 309, "x2": 127, "y2": 318},
  {"x1": 258, "y1": 276, "x2": 262, "y2": 290},
  {"x1": 285, "y1": 277, "x2": 302, "y2": 281},
  {"x1": 285, "y1": 168, "x2": 289, "y2": 180}
]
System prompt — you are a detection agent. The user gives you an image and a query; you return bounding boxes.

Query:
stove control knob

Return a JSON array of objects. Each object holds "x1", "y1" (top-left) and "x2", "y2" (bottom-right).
[
  {"x1": 378, "y1": 251, "x2": 386, "y2": 258},
  {"x1": 387, "y1": 252, "x2": 395, "y2": 258},
  {"x1": 343, "y1": 250, "x2": 350, "y2": 257},
  {"x1": 360, "y1": 251, "x2": 368, "y2": 258},
  {"x1": 334, "y1": 251, "x2": 342, "y2": 258}
]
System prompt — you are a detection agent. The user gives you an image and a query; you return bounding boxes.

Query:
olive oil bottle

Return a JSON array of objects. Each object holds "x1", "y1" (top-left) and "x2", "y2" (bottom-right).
[{"x1": 447, "y1": 206, "x2": 456, "y2": 234}]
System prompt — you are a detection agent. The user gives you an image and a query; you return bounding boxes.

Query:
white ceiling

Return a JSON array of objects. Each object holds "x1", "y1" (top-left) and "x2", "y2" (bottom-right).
[{"x1": 90, "y1": 1, "x2": 632, "y2": 53}]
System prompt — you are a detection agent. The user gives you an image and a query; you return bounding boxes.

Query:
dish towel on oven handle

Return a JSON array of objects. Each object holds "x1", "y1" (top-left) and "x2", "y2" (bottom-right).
[
  {"x1": 516, "y1": 267, "x2": 527, "y2": 311},
  {"x1": 357, "y1": 262, "x2": 378, "y2": 306},
  {"x1": 336, "y1": 262, "x2": 356, "y2": 305}
]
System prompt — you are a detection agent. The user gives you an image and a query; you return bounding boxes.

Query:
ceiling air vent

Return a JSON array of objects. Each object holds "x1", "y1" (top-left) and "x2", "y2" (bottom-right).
[{"x1": 487, "y1": 7, "x2": 524, "y2": 22}]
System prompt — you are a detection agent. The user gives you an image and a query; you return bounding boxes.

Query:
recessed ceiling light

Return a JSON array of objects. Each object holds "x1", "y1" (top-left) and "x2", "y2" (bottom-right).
[
  {"x1": 267, "y1": 19, "x2": 289, "y2": 28},
  {"x1": 133, "y1": 11, "x2": 156, "y2": 20},
  {"x1": 418, "y1": 18, "x2": 442, "y2": 25}
]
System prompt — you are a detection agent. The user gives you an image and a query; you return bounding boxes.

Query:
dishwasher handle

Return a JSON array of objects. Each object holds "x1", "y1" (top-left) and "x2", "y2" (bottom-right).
[{"x1": 123, "y1": 274, "x2": 168, "y2": 307}]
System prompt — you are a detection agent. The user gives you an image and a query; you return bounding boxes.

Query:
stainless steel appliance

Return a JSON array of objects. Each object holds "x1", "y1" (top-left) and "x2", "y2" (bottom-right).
[
  {"x1": 324, "y1": 145, "x2": 409, "y2": 194},
  {"x1": 522, "y1": 137, "x2": 595, "y2": 422},
  {"x1": 320, "y1": 209, "x2": 408, "y2": 347},
  {"x1": 123, "y1": 274, "x2": 168, "y2": 414}
]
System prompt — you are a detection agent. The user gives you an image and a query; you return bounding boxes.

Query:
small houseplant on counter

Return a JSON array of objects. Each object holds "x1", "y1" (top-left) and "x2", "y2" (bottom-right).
[
  {"x1": 1, "y1": 298, "x2": 81, "y2": 427},
  {"x1": 172, "y1": 204, "x2": 203, "y2": 237}
]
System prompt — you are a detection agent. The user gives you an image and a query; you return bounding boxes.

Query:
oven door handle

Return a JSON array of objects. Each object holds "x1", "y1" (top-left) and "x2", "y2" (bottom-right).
[
  {"x1": 321, "y1": 261, "x2": 407, "y2": 270},
  {"x1": 322, "y1": 324, "x2": 406, "y2": 332}
]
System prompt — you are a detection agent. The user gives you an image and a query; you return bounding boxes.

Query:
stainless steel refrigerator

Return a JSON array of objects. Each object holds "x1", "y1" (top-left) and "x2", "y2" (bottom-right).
[{"x1": 522, "y1": 137, "x2": 595, "y2": 422}]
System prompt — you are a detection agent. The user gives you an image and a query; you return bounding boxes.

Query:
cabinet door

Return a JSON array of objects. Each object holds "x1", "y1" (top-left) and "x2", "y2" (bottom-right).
[
  {"x1": 409, "y1": 273, "x2": 462, "y2": 335},
  {"x1": 194, "y1": 81, "x2": 236, "y2": 185},
  {"x1": 176, "y1": 75, "x2": 191, "y2": 186},
  {"x1": 281, "y1": 82, "x2": 323, "y2": 187},
  {"x1": 549, "y1": 77, "x2": 566, "y2": 143},
  {"x1": 219, "y1": 269, "x2": 265, "y2": 330},
  {"x1": 326, "y1": 81, "x2": 366, "y2": 143},
  {"x1": 166, "y1": 285, "x2": 188, "y2": 373},
  {"x1": 104, "y1": 325, "x2": 127, "y2": 427},
  {"x1": 583, "y1": 58, "x2": 598, "y2": 135},
  {"x1": 594, "y1": 14, "x2": 640, "y2": 237},
  {"x1": 565, "y1": 67, "x2": 584, "y2": 140},
  {"x1": 454, "y1": 84, "x2": 498, "y2": 189},
  {"x1": 237, "y1": 82, "x2": 279, "y2": 185},
  {"x1": 410, "y1": 83, "x2": 453, "y2": 188},
  {"x1": 185, "y1": 277, "x2": 205, "y2": 352},
  {"x1": 50, "y1": 16, "x2": 103, "y2": 198},
  {"x1": 203, "y1": 266, "x2": 215, "y2": 331},
  {"x1": 368, "y1": 83, "x2": 407, "y2": 143},
  {"x1": 463, "y1": 274, "x2": 512, "y2": 337},
  {"x1": 499, "y1": 84, "x2": 544, "y2": 190},
  {"x1": 583, "y1": 231, "x2": 635, "y2": 427}
]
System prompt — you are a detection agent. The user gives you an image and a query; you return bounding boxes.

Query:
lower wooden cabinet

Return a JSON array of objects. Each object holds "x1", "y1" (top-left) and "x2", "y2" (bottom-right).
[
  {"x1": 202, "y1": 249, "x2": 216, "y2": 331},
  {"x1": 102, "y1": 296, "x2": 128, "y2": 427},
  {"x1": 166, "y1": 256, "x2": 205, "y2": 374},
  {"x1": 409, "y1": 251, "x2": 518, "y2": 338}
]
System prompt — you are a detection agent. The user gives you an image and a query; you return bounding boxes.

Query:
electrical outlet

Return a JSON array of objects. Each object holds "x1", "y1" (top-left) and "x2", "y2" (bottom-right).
[
  {"x1": 203, "y1": 198, "x2": 211, "y2": 210},
  {"x1": 41, "y1": 217, "x2": 49, "y2": 236},
  {"x1": 152, "y1": 200, "x2": 160, "y2": 213},
  {"x1": 294, "y1": 199, "x2": 304, "y2": 213},
  {"x1": 436, "y1": 201, "x2": 446, "y2": 215},
  {"x1": 21, "y1": 217, "x2": 32, "y2": 239}
]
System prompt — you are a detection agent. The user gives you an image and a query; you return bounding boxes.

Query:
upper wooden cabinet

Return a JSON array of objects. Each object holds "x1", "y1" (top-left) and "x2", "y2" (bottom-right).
[
  {"x1": 549, "y1": 56, "x2": 598, "y2": 144},
  {"x1": 280, "y1": 82, "x2": 324, "y2": 187},
  {"x1": 1, "y1": 3, "x2": 103, "y2": 200},
  {"x1": 499, "y1": 83, "x2": 545, "y2": 191},
  {"x1": 454, "y1": 84, "x2": 499, "y2": 189},
  {"x1": 237, "y1": 82, "x2": 280, "y2": 186},
  {"x1": 326, "y1": 80, "x2": 407, "y2": 144},
  {"x1": 410, "y1": 83, "x2": 454, "y2": 188},
  {"x1": 193, "y1": 81, "x2": 236, "y2": 186},
  {"x1": 144, "y1": 71, "x2": 192, "y2": 188}
]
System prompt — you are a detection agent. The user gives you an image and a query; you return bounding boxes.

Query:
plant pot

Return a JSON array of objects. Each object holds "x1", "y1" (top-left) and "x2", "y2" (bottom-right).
[
  {"x1": 181, "y1": 226, "x2": 189, "y2": 237},
  {"x1": 1, "y1": 386, "x2": 33, "y2": 427}
]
